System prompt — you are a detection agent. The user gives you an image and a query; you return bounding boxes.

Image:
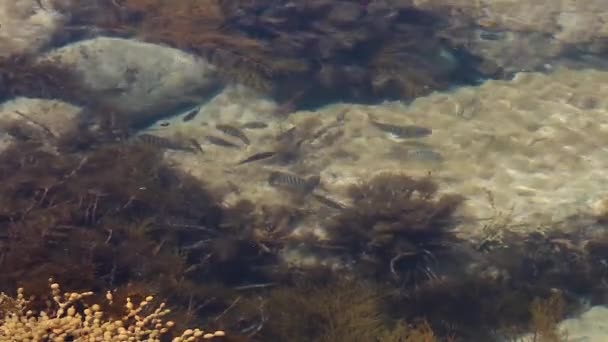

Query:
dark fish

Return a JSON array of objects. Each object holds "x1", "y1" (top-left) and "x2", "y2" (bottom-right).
[
  {"x1": 188, "y1": 139, "x2": 204, "y2": 153},
  {"x1": 242, "y1": 121, "x2": 268, "y2": 129},
  {"x1": 216, "y1": 124, "x2": 250, "y2": 145},
  {"x1": 205, "y1": 135, "x2": 240, "y2": 148},
  {"x1": 478, "y1": 30, "x2": 506, "y2": 41},
  {"x1": 182, "y1": 107, "x2": 200, "y2": 122},
  {"x1": 153, "y1": 217, "x2": 216, "y2": 233},
  {"x1": 238, "y1": 151, "x2": 276, "y2": 165},
  {"x1": 370, "y1": 120, "x2": 431, "y2": 139},
  {"x1": 268, "y1": 171, "x2": 320, "y2": 193},
  {"x1": 312, "y1": 193, "x2": 345, "y2": 210},
  {"x1": 273, "y1": 89, "x2": 306, "y2": 116},
  {"x1": 276, "y1": 126, "x2": 297, "y2": 142}
]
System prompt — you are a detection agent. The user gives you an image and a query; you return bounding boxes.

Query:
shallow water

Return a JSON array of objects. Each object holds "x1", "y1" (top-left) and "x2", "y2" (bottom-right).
[{"x1": 1, "y1": 1, "x2": 608, "y2": 341}]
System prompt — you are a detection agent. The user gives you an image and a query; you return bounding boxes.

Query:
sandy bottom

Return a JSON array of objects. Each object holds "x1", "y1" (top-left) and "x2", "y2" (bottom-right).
[{"x1": 144, "y1": 67, "x2": 608, "y2": 241}]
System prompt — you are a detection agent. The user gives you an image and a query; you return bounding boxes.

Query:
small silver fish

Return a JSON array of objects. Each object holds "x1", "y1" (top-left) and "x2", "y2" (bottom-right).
[
  {"x1": 134, "y1": 134, "x2": 193, "y2": 151},
  {"x1": 205, "y1": 135, "x2": 240, "y2": 148},
  {"x1": 478, "y1": 29, "x2": 506, "y2": 41},
  {"x1": 238, "y1": 151, "x2": 276, "y2": 165},
  {"x1": 268, "y1": 171, "x2": 320, "y2": 193},
  {"x1": 312, "y1": 193, "x2": 345, "y2": 210},
  {"x1": 216, "y1": 124, "x2": 250, "y2": 145},
  {"x1": 370, "y1": 120, "x2": 432, "y2": 139},
  {"x1": 404, "y1": 149, "x2": 443, "y2": 162},
  {"x1": 242, "y1": 121, "x2": 268, "y2": 129}
]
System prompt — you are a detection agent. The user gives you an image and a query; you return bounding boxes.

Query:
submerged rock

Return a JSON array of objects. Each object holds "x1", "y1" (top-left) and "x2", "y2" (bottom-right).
[
  {"x1": 517, "y1": 305, "x2": 608, "y2": 342},
  {"x1": 40, "y1": 37, "x2": 220, "y2": 125},
  {"x1": 0, "y1": 97, "x2": 82, "y2": 143},
  {"x1": 412, "y1": 0, "x2": 608, "y2": 74},
  {"x1": 560, "y1": 306, "x2": 608, "y2": 342},
  {"x1": 0, "y1": 0, "x2": 70, "y2": 57}
]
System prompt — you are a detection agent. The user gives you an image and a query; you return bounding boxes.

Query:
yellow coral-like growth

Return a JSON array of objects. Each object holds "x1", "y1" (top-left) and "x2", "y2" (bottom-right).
[
  {"x1": 528, "y1": 292, "x2": 568, "y2": 342},
  {"x1": 0, "y1": 281, "x2": 226, "y2": 341}
]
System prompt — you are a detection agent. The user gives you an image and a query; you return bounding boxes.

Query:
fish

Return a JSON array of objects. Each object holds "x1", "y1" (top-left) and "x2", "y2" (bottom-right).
[
  {"x1": 216, "y1": 124, "x2": 250, "y2": 145},
  {"x1": 370, "y1": 119, "x2": 432, "y2": 139},
  {"x1": 182, "y1": 106, "x2": 200, "y2": 122},
  {"x1": 276, "y1": 126, "x2": 297, "y2": 142},
  {"x1": 478, "y1": 30, "x2": 506, "y2": 41},
  {"x1": 311, "y1": 123, "x2": 339, "y2": 141},
  {"x1": 237, "y1": 151, "x2": 276, "y2": 165},
  {"x1": 404, "y1": 149, "x2": 443, "y2": 162},
  {"x1": 242, "y1": 121, "x2": 268, "y2": 129},
  {"x1": 133, "y1": 134, "x2": 195, "y2": 151},
  {"x1": 188, "y1": 139, "x2": 204, "y2": 153},
  {"x1": 205, "y1": 135, "x2": 241, "y2": 148},
  {"x1": 268, "y1": 171, "x2": 320, "y2": 193},
  {"x1": 311, "y1": 193, "x2": 346, "y2": 210},
  {"x1": 273, "y1": 89, "x2": 306, "y2": 116}
]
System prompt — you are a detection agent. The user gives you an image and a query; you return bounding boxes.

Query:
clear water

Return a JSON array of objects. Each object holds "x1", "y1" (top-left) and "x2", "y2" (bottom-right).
[{"x1": 1, "y1": 1, "x2": 608, "y2": 341}]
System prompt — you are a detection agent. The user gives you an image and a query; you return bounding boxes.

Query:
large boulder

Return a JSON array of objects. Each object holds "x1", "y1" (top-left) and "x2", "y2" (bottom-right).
[{"x1": 40, "y1": 37, "x2": 221, "y2": 125}]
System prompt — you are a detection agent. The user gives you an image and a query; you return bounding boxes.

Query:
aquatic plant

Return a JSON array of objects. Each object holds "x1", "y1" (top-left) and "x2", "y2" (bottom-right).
[
  {"x1": 69, "y1": 0, "x2": 490, "y2": 109},
  {"x1": 0, "y1": 55, "x2": 89, "y2": 105},
  {"x1": 119, "y1": 0, "x2": 275, "y2": 93},
  {"x1": 370, "y1": 39, "x2": 447, "y2": 98},
  {"x1": 384, "y1": 219, "x2": 608, "y2": 340},
  {"x1": 0, "y1": 127, "x2": 279, "y2": 337},
  {"x1": 391, "y1": 274, "x2": 529, "y2": 339},
  {"x1": 251, "y1": 278, "x2": 421, "y2": 342},
  {"x1": 0, "y1": 281, "x2": 227, "y2": 341},
  {"x1": 528, "y1": 292, "x2": 568, "y2": 342},
  {"x1": 326, "y1": 172, "x2": 464, "y2": 286}
]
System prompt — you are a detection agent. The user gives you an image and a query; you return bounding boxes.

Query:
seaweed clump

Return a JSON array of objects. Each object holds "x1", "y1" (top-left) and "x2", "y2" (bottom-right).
[
  {"x1": 0, "y1": 55, "x2": 90, "y2": 105},
  {"x1": 118, "y1": 0, "x2": 276, "y2": 92},
  {"x1": 0, "y1": 140, "x2": 215, "y2": 289},
  {"x1": 383, "y1": 218, "x2": 608, "y2": 340},
  {"x1": 326, "y1": 172, "x2": 464, "y2": 286},
  {"x1": 79, "y1": 0, "x2": 491, "y2": 108},
  {"x1": 528, "y1": 292, "x2": 568, "y2": 342},
  {"x1": 245, "y1": 278, "x2": 436, "y2": 342},
  {"x1": 0, "y1": 131, "x2": 278, "y2": 336}
]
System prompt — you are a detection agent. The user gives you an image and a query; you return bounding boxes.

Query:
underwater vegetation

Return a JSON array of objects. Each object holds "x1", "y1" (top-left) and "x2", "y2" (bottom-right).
[
  {"x1": 0, "y1": 124, "x2": 282, "y2": 337},
  {"x1": 67, "y1": 0, "x2": 491, "y2": 110},
  {"x1": 1, "y1": 115, "x2": 608, "y2": 340},
  {"x1": 3, "y1": 2, "x2": 608, "y2": 341},
  {"x1": 0, "y1": 55, "x2": 91, "y2": 106},
  {"x1": 252, "y1": 278, "x2": 439, "y2": 342},
  {"x1": 0, "y1": 281, "x2": 229, "y2": 341},
  {"x1": 325, "y1": 172, "x2": 465, "y2": 286}
]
